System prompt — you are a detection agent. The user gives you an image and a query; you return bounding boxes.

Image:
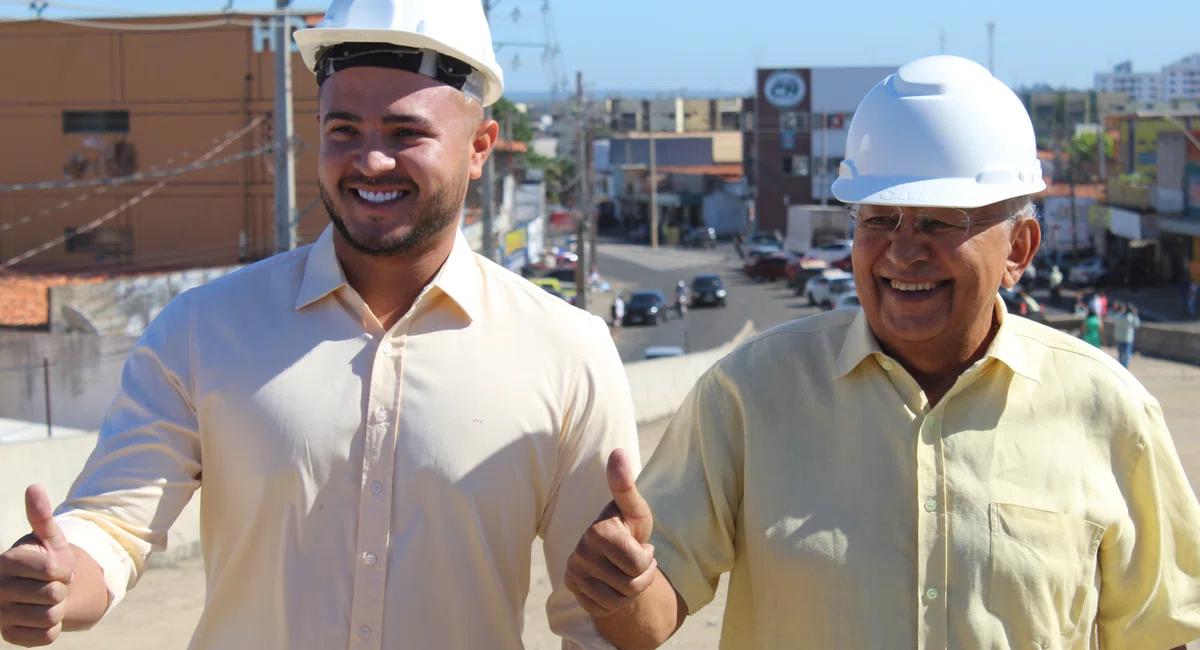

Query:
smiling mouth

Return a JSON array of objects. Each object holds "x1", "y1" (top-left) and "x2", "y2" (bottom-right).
[
  {"x1": 888, "y1": 279, "x2": 950, "y2": 292},
  {"x1": 352, "y1": 188, "x2": 410, "y2": 204}
]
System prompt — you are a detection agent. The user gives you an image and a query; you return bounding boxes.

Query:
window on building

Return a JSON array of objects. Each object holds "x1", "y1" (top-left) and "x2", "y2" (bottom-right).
[
  {"x1": 782, "y1": 155, "x2": 809, "y2": 176},
  {"x1": 720, "y1": 112, "x2": 741, "y2": 130},
  {"x1": 62, "y1": 110, "x2": 130, "y2": 135}
]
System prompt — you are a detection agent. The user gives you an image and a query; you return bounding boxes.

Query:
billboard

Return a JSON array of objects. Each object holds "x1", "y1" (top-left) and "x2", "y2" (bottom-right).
[{"x1": 1042, "y1": 196, "x2": 1096, "y2": 253}]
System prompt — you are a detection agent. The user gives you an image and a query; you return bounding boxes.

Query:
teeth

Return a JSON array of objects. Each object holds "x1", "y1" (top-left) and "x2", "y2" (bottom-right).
[
  {"x1": 356, "y1": 189, "x2": 403, "y2": 203},
  {"x1": 890, "y1": 280, "x2": 941, "y2": 291}
]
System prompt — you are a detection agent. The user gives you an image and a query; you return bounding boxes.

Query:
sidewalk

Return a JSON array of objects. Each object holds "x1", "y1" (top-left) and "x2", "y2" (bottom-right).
[{"x1": 1038, "y1": 283, "x2": 1199, "y2": 329}]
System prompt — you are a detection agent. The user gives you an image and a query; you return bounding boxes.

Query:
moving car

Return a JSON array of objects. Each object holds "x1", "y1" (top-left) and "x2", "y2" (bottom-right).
[
  {"x1": 529, "y1": 277, "x2": 578, "y2": 305},
  {"x1": 805, "y1": 270, "x2": 855, "y2": 308},
  {"x1": 691, "y1": 273, "x2": 728, "y2": 307},
  {"x1": 643, "y1": 345, "x2": 685, "y2": 360},
  {"x1": 682, "y1": 226, "x2": 717, "y2": 249},
  {"x1": 623, "y1": 290, "x2": 670, "y2": 326},
  {"x1": 786, "y1": 256, "x2": 831, "y2": 292},
  {"x1": 829, "y1": 293, "x2": 861, "y2": 311}
]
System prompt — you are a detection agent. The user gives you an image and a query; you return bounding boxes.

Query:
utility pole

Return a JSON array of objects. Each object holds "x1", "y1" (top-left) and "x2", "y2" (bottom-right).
[
  {"x1": 986, "y1": 21, "x2": 995, "y2": 74},
  {"x1": 649, "y1": 127, "x2": 658, "y2": 249},
  {"x1": 574, "y1": 71, "x2": 590, "y2": 310},
  {"x1": 273, "y1": 0, "x2": 297, "y2": 254},
  {"x1": 939, "y1": 28, "x2": 946, "y2": 55},
  {"x1": 480, "y1": 0, "x2": 497, "y2": 262},
  {"x1": 820, "y1": 111, "x2": 829, "y2": 205}
]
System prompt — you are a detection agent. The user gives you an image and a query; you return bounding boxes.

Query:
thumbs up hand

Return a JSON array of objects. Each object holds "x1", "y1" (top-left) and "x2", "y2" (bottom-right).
[
  {"x1": 0, "y1": 485, "x2": 78, "y2": 647},
  {"x1": 564, "y1": 449, "x2": 660, "y2": 618}
]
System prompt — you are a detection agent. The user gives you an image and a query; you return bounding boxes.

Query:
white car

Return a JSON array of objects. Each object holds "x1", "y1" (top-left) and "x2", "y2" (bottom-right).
[
  {"x1": 1068, "y1": 258, "x2": 1109, "y2": 286},
  {"x1": 805, "y1": 239, "x2": 853, "y2": 265},
  {"x1": 829, "y1": 293, "x2": 861, "y2": 311},
  {"x1": 805, "y1": 271, "x2": 855, "y2": 309}
]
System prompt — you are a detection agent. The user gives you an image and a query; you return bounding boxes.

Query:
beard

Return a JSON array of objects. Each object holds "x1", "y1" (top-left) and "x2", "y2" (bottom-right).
[{"x1": 320, "y1": 171, "x2": 466, "y2": 258}]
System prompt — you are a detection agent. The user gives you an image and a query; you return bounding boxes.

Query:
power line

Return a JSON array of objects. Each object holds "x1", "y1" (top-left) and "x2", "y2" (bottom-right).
[
  {"x1": 1, "y1": 116, "x2": 268, "y2": 269},
  {"x1": 0, "y1": 123, "x2": 273, "y2": 232}
]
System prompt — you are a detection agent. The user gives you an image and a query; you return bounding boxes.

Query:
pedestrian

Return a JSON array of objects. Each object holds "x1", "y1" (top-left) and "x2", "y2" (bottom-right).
[
  {"x1": 564, "y1": 55, "x2": 1200, "y2": 649},
  {"x1": 0, "y1": 0, "x2": 640, "y2": 648},
  {"x1": 611, "y1": 293, "x2": 625, "y2": 338},
  {"x1": 1072, "y1": 290, "x2": 1089, "y2": 317},
  {"x1": 1189, "y1": 280, "x2": 1198, "y2": 319},
  {"x1": 733, "y1": 233, "x2": 744, "y2": 259},
  {"x1": 1081, "y1": 308, "x2": 1103, "y2": 348},
  {"x1": 1112, "y1": 302, "x2": 1142, "y2": 367},
  {"x1": 1048, "y1": 264, "x2": 1063, "y2": 302}
]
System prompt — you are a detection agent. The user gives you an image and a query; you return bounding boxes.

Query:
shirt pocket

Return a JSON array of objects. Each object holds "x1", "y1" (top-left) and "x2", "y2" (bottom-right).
[{"x1": 986, "y1": 503, "x2": 1105, "y2": 647}]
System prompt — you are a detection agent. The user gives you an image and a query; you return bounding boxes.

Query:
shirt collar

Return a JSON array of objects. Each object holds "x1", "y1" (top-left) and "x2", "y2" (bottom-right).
[
  {"x1": 834, "y1": 295, "x2": 1042, "y2": 384},
  {"x1": 295, "y1": 225, "x2": 483, "y2": 322}
]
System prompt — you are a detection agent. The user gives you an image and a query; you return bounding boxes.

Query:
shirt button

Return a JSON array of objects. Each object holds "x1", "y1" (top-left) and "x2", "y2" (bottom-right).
[
  {"x1": 373, "y1": 408, "x2": 387, "y2": 423},
  {"x1": 380, "y1": 341, "x2": 393, "y2": 354},
  {"x1": 881, "y1": 360, "x2": 894, "y2": 371},
  {"x1": 370, "y1": 482, "x2": 383, "y2": 495},
  {"x1": 926, "y1": 588, "x2": 939, "y2": 600},
  {"x1": 924, "y1": 498, "x2": 938, "y2": 512},
  {"x1": 365, "y1": 552, "x2": 378, "y2": 566},
  {"x1": 359, "y1": 626, "x2": 371, "y2": 639}
]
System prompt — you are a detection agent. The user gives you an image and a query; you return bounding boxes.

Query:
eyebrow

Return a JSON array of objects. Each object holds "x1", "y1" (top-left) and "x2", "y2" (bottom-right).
[{"x1": 322, "y1": 111, "x2": 438, "y2": 131}]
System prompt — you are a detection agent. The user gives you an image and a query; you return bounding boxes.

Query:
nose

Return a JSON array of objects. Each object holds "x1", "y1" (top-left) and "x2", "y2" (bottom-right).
[
  {"x1": 885, "y1": 227, "x2": 931, "y2": 269},
  {"x1": 353, "y1": 138, "x2": 397, "y2": 177}
]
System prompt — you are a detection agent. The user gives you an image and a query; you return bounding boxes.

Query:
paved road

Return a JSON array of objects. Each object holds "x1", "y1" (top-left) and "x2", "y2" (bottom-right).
[{"x1": 594, "y1": 242, "x2": 821, "y2": 362}]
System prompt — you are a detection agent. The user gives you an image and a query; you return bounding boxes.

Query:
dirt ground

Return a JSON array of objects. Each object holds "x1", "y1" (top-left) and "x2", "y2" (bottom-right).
[{"x1": 6, "y1": 350, "x2": 1200, "y2": 650}]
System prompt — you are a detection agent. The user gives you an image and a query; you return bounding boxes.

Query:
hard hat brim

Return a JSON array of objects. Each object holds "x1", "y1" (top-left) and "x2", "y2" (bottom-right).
[
  {"x1": 831, "y1": 174, "x2": 1047, "y2": 210},
  {"x1": 294, "y1": 27, "x2": 504, "y2": 106}
]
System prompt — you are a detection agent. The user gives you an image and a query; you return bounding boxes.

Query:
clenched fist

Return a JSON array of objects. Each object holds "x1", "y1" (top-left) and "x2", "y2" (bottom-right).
[
  {"x1": 0, "y1": 485, "x2": 78, "y2": 647},
  {"x1": 564, "y1": 449, "x2": 659, "y2": 617}
]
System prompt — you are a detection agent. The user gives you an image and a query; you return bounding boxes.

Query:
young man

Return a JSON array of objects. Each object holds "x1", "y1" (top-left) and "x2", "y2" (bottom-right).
[{"x1": 0, "y1": 1, "x2": 638, "y2": 648}]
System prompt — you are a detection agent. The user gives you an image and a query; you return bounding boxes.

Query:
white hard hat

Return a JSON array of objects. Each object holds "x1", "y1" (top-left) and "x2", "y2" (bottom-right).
[
  {"x1": 831, "y1": 55, "x2": 1046, "y2": 209},
  {"x1": 293, "y1": 0, "x2": 505, "y2": 106}
]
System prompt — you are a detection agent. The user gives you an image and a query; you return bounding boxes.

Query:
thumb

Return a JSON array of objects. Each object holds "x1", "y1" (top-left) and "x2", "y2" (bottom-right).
[
  {"x1": 25, "y1": 484, "x2": 71, "y2": 557},
  {"x1": 606, "y1": 449, "x2": 653, "y2": 544}
]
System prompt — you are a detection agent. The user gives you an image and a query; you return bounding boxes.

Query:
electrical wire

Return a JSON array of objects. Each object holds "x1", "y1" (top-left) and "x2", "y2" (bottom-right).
[
  {"x1": 1, "y1": 116, "x2": 269, "y2": 269},
  {"x1": 0, "y1": 124, "x2": 273, "y2": 232},
  {"x1": 38, "y1": 15, "x2": 259, "y2": 30}
]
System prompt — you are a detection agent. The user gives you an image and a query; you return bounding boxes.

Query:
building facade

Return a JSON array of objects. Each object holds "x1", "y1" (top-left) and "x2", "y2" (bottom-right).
[
  {"x1": 748, "y1": 65, "x2": 895, "y2": 235},
  {"x1": 1095, "y1": 55, "x2": 1200, "y2": 104}
]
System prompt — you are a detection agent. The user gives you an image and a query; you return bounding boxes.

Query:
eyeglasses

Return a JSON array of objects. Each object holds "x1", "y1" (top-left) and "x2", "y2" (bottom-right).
[{"x1": 851, "y1": 205, "x2": 1016, "y2": 241}]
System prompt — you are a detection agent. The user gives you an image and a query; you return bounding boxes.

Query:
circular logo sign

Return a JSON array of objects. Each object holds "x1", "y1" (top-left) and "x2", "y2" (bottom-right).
[{"x1": 764, "y1": 70, "x2": 806, "y2": 109}]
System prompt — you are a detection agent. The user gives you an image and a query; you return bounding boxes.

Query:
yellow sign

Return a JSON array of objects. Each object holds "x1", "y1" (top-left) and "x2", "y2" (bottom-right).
[{"x1": 505, "y1": 228, "x2": 527, "y2": 257}]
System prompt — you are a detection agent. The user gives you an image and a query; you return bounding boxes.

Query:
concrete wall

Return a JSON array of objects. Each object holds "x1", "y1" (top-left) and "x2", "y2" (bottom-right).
[
  {"x1": 1044, "y1": 315, "x2": 1200, "y2": 366},
  {"x1": 0, "y1": 331, "x2": 135, "y2": 432},
  {"x1": 0, "y1": 321, "x2": 758, "y2": 565},
  {"x1": 48, "y1": 266, "x2": 242, "y2": 337}
]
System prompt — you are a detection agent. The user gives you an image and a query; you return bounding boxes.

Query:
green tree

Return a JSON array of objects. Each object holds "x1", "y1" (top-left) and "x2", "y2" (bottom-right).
[
  {"x1": 1067, "y1": 132, "x2": 1114, "y2": 182},
  {"x1": 492, "y1": 97, "x2": 534, "y2": 144},
  {"x1": 527, "y1": 152, "x2": 576, "y2": 205}
]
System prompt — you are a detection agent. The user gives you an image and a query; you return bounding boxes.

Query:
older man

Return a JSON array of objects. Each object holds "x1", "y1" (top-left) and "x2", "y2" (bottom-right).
[{"x1": 564, "y1": 55, "x2": 1200, "y2": 650}]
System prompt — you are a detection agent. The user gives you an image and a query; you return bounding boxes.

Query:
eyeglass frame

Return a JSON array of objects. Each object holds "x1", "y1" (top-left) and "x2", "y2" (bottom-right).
[{"x1": 850, "y1": 204, "x2": 1021, "y2": 239}]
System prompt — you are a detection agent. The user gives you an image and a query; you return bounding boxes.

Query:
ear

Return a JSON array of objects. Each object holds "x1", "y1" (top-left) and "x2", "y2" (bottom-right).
[
  {"x1": 1001, "y1": 218, "x2": 1041, "y2": 289},
  {"x1": 468, "y1": 118, "x2": 500, "y2": 180}
]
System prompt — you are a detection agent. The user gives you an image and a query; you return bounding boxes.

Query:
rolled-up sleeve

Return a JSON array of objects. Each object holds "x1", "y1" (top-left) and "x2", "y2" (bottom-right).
[
  {"x1": 539, "y1": 315, "x2": 640, "y2": 649},
  {"x1": 1097, "y1": 398, "x2": 1200, "y2": 650},
  {"x1": 53, "y1": 291, "x2": 202, "y2": 614},
  {"x1": 637, "y1": 366, "x2": 743, "y2": 615}
]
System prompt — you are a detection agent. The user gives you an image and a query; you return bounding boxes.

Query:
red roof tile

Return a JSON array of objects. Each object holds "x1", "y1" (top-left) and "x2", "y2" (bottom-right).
[{"x1": 0, "y1": 272, "x2": 111, "y2": 328}]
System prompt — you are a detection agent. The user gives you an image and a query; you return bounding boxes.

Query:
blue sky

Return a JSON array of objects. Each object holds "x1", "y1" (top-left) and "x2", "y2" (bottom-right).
[{"x1": 5, "y1": 0, "x2": 1198, "y2": 95}]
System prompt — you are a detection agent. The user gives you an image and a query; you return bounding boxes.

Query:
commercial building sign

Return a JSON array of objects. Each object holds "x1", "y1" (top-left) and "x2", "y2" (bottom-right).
[{"x1": 763, "y1": 70, "x2": 807, "y2": 109}]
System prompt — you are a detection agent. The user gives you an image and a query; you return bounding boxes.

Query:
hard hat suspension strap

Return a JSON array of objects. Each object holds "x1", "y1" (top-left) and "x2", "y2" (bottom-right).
[{"x1": 316, "y1": 42, "x2": 485, "y2": 104}]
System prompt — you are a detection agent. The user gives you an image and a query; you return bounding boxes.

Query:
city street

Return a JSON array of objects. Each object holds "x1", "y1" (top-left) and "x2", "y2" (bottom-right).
[{"x1": 593, "y1": 242, "x2": 821, "y2": 362}]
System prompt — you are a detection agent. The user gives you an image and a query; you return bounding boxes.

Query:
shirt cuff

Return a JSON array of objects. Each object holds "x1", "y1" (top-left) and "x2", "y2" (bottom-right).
[
  {"x1": 649, "y1": 531, "x2": 718, "y2": 616},
  {"x1": 54, "y1": 514, "x2": 134, "y2": 617}
]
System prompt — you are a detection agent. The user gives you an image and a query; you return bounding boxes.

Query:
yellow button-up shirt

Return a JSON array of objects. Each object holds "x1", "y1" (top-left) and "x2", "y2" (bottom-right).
[
  {"x1": 53, "y1": 225, "x2": 638, "y2": 649},
  {"x1": 641, "y1": 301, "x2": 1200, "y2": 650}
]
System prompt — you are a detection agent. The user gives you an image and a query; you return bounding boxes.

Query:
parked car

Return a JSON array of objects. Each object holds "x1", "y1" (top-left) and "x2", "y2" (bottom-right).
[
  {"x1": 744, "y1": 245, "x2": 782, "y2": 267},
  {"x1": 1067, "y1": 257, "x2": 1109, "y2": 286},
  {"x1": 998, "y1": 287, "x2": 1045, "y2": 321},
  {"x1": 691, "y1": 273, "x2": 728, "y2": 307},
  {"x1": 805, "y1": 270, "x2": 855, "y2": 308},
  {"x1": 745, "y1": 252, "x2": 792, "y2": 282},
  {"x1": 786, "y1": 256, "x2": 831, "y2": 292},
  {"x1": 829, "y1": 293, "x2": 861, "y2": 310},
  {"x1": 541, "y1": 267, "x2": 579, "y2": 284},
  {"x1": 643, "y1": 345, "x2": 685, "y2": 360},
  {"x1": 623, "y1": 290, "x2": 670, "y2": 326},
  {"x1": 681, "y1": 226, "x2": 717, "y2": 249},
  {"x1": 805, "y1": 239, "x2": 854, "y2": 270},
  {"x1": 529, "y1": 277, "x2": 578, "y2": 305}
]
